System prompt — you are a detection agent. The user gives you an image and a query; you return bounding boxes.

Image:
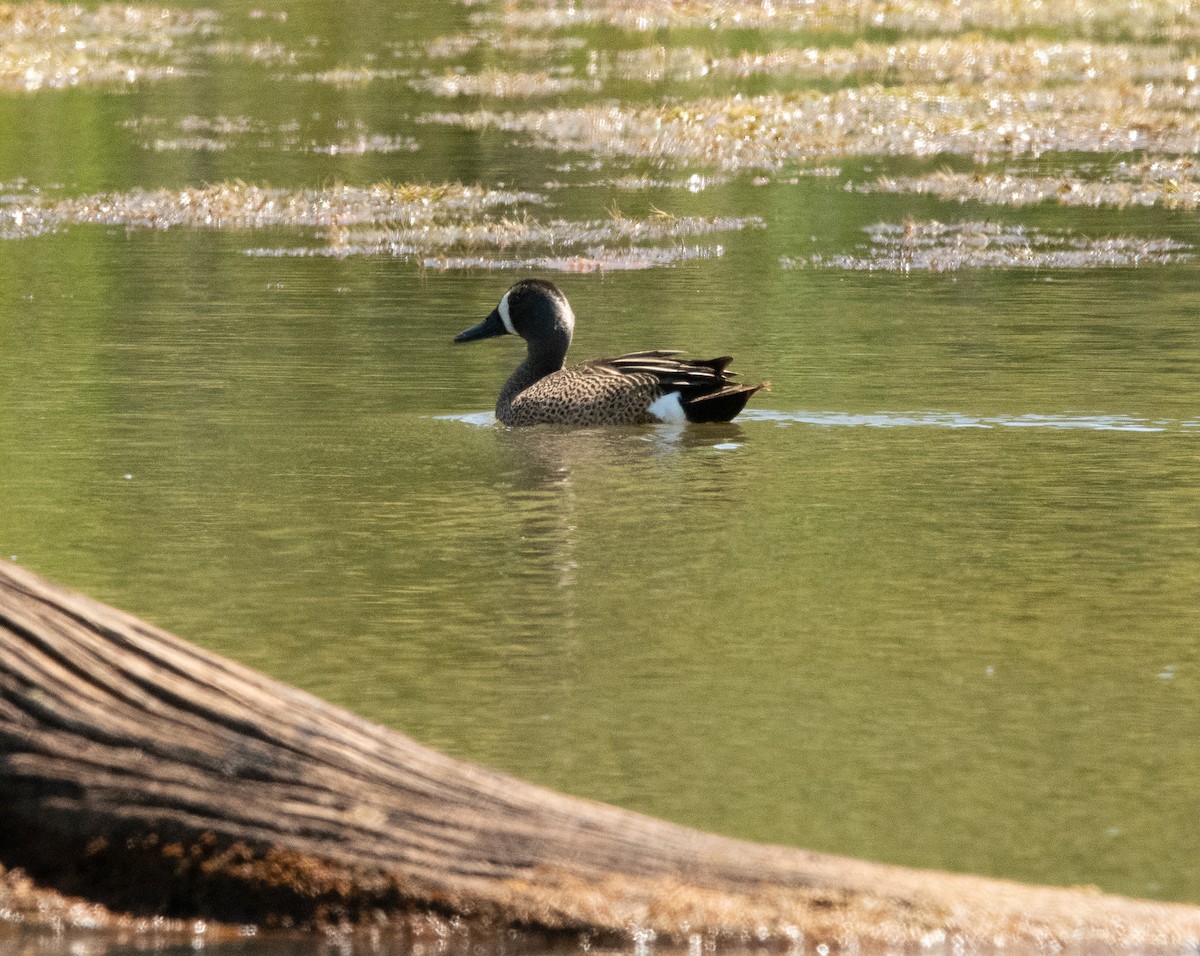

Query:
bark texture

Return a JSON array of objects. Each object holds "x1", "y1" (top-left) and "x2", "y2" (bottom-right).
[{"x1": 1, "y1": 559, "x2": 1197, "y2": 947}]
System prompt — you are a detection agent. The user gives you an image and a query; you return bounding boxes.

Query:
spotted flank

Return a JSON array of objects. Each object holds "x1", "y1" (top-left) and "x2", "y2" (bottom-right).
[{"x1": 454, "y1": 279, "x2": 762, "y2": 427}]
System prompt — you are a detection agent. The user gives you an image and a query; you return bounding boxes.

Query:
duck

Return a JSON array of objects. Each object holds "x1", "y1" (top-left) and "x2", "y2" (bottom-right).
[{"x1": 455, "y1": 279, "x2": 763, "y2": 427}]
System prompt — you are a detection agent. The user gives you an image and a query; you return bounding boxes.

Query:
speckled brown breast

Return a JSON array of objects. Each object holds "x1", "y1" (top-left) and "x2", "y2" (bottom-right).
[{"x1": 500, "y1": 361, "x2": 662, "y2": 426}]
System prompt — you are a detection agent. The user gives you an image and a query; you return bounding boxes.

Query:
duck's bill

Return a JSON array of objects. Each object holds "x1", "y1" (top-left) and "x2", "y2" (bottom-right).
[{"x1": 455, "y1": 308, "x2": 509, "y2": 343}]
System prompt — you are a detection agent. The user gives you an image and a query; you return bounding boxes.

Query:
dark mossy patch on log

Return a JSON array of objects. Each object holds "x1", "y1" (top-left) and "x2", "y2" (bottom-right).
[{"x1": 0, "y1": 822, "x2": 436, "y2": 927}]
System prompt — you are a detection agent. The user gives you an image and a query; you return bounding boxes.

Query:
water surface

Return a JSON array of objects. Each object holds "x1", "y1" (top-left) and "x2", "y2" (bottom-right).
[{"x1": 2, "y1": 0, "x2": 1199, "y2": 951}]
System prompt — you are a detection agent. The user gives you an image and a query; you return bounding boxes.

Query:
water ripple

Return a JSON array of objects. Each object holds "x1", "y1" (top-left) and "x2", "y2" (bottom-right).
[
  {"x1": 742, "y1": 410, "x2": 1198, "y2": 432},
  {"x1": 441, "y1": 410, "x2": 1199, "y2": 432}
]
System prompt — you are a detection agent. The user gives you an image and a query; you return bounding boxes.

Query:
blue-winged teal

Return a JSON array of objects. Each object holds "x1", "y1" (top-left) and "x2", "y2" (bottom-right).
[{"x1": 455, "y1": 279, "x2": 763, "y2": 427}]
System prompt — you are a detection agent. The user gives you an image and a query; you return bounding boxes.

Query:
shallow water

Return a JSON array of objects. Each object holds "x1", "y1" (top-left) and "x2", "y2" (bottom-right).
[{"x1": 2, "y1": 1, "x2": 1200, "y2": 952}]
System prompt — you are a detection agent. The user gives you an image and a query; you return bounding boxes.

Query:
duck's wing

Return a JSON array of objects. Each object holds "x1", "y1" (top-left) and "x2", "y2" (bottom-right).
[
  {"x1": 506, "y1": 353, "x2": 762, "y2": 426},
  {"x1": 603, "y1": 351, "x2": 762, "y2": 423}
]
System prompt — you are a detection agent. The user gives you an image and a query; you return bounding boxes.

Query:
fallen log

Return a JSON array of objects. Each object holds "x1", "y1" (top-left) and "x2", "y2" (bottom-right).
[{"x1": 1, "y1": 559, "x2": 1197, "y2": 949}]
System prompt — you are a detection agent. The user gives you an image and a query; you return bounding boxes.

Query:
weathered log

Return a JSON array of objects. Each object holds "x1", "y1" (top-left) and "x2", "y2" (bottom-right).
[{"x1": 1, "y1": 559, "x2": 1198, "y2": 948}]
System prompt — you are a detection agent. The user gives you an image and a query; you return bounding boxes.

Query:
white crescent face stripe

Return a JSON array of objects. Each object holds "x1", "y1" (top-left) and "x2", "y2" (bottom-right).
[{"x1": 497, "y1": 292, "x2": 516, "y2": 335}]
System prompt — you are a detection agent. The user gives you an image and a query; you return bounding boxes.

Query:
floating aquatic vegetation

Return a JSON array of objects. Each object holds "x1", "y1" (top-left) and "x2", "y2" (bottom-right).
[
  {"x1": 246, "y1": 9, "x2": 288, "y2": 23},
  {"x1": 410, "y1": 68, "x2": 593, "y2": 99},
  {"x1": 306, "y1": 212, "x2": 760, "y2": 255},
  {"x1": 753, "y1": 168, "x2": 843, "y2": 183},
  {"x1": 121, "y1": 115, "x2": 419, "y2": 155},
  {"x1": 147, "y1": 136, "x2": 229, "y2": 152},
  {"x1": 610, "y1": 39, "x2": 1195, "y2": 87},
  {"x1": 145, "y1": 131, "x2": 419, "y2": 155},
  {"x1": 427, "y1": 81, "x2": 1200, "y2": 166},
  {"x1": 416, "y1": 34, "x2": 481, "y2": 60},
  {"x1": 309, "y1": 135, "x2": 421, "y2": 155},
  {"x1": 490, "y1": 0, "x2": 1200, "y2": 41},
  {"x1": 251, "y1": 211, "x2": 758, "y2": 270},
  {"x1": 0, "y1": 2, "x2": 218, "y2": 91},
  {"x1": 174, "y1": 115, "x2": 265, "y2": 136},
  {"x1": 130, "y1": 114, "x2": 266, "y2": 151},
  {"x1": 201, "y1": 38, "x2": 294, "y2": 64},
  {"x1": 413, "y1": 245, "x2": 726, "y2": 272},
  {"x1": 782, "y1": 220, "x2": 1192, "y2": 272},
  {"x1": 0, "y1": 182, "x2": 544, "y2": 238},
  {"x1": 608, "y1": 172, "x2": 734, "y2": 191},
  {"x1": 289, "y1": 66, "x2": 409, "y2": 86},
  {"x1": 0, "y1": 179, "x2": 749, "y2": 271},
  {"x1": 858, "y1": 160, "x2": 1200, "y2": 210},
  {"x1": 431, "y1": 7, "x2": 1200, "y2": 168},
  {"x1": 409, "y1": 33, "x2": 587, "y2": 61}
]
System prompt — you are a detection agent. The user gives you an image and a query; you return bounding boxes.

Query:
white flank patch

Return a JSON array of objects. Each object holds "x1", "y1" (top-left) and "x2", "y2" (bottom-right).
[
  {"x1": 497, "y1": 291, "x2": 516, "y2": 335},
  {"x1": 648, "y1": 391, "x2": 686, "y2": 423}
]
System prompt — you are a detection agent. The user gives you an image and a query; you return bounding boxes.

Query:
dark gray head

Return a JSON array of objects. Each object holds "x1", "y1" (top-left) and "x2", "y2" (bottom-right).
[{"x1": 455, "y1": 279, "x2": 575, "y2": 363}]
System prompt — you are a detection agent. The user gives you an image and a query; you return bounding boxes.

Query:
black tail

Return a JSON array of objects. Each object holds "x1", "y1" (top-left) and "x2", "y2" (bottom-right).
[
  {"x1": 608, "y1": 351, "x2": 763, "y2": 423},
  {"x1": 683, "y1": 384, "x2": 763, "y2": 423}
]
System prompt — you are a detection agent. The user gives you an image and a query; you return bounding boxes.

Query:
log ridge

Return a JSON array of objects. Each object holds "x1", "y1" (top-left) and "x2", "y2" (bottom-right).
[{"x1": 1, "y1": 559, "x2": 1198, "y2": 948}]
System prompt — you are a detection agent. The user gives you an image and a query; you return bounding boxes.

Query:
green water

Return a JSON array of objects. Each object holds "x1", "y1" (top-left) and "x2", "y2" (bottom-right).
[{"x1": 2, "y1": 1, "x2": 1200, "y2": 950}]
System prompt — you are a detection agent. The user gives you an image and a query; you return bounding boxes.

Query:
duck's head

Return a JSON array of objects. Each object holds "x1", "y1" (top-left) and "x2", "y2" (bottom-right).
[{"x1": 455, "y1": 279, "x2": 575, "y2": 353}]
